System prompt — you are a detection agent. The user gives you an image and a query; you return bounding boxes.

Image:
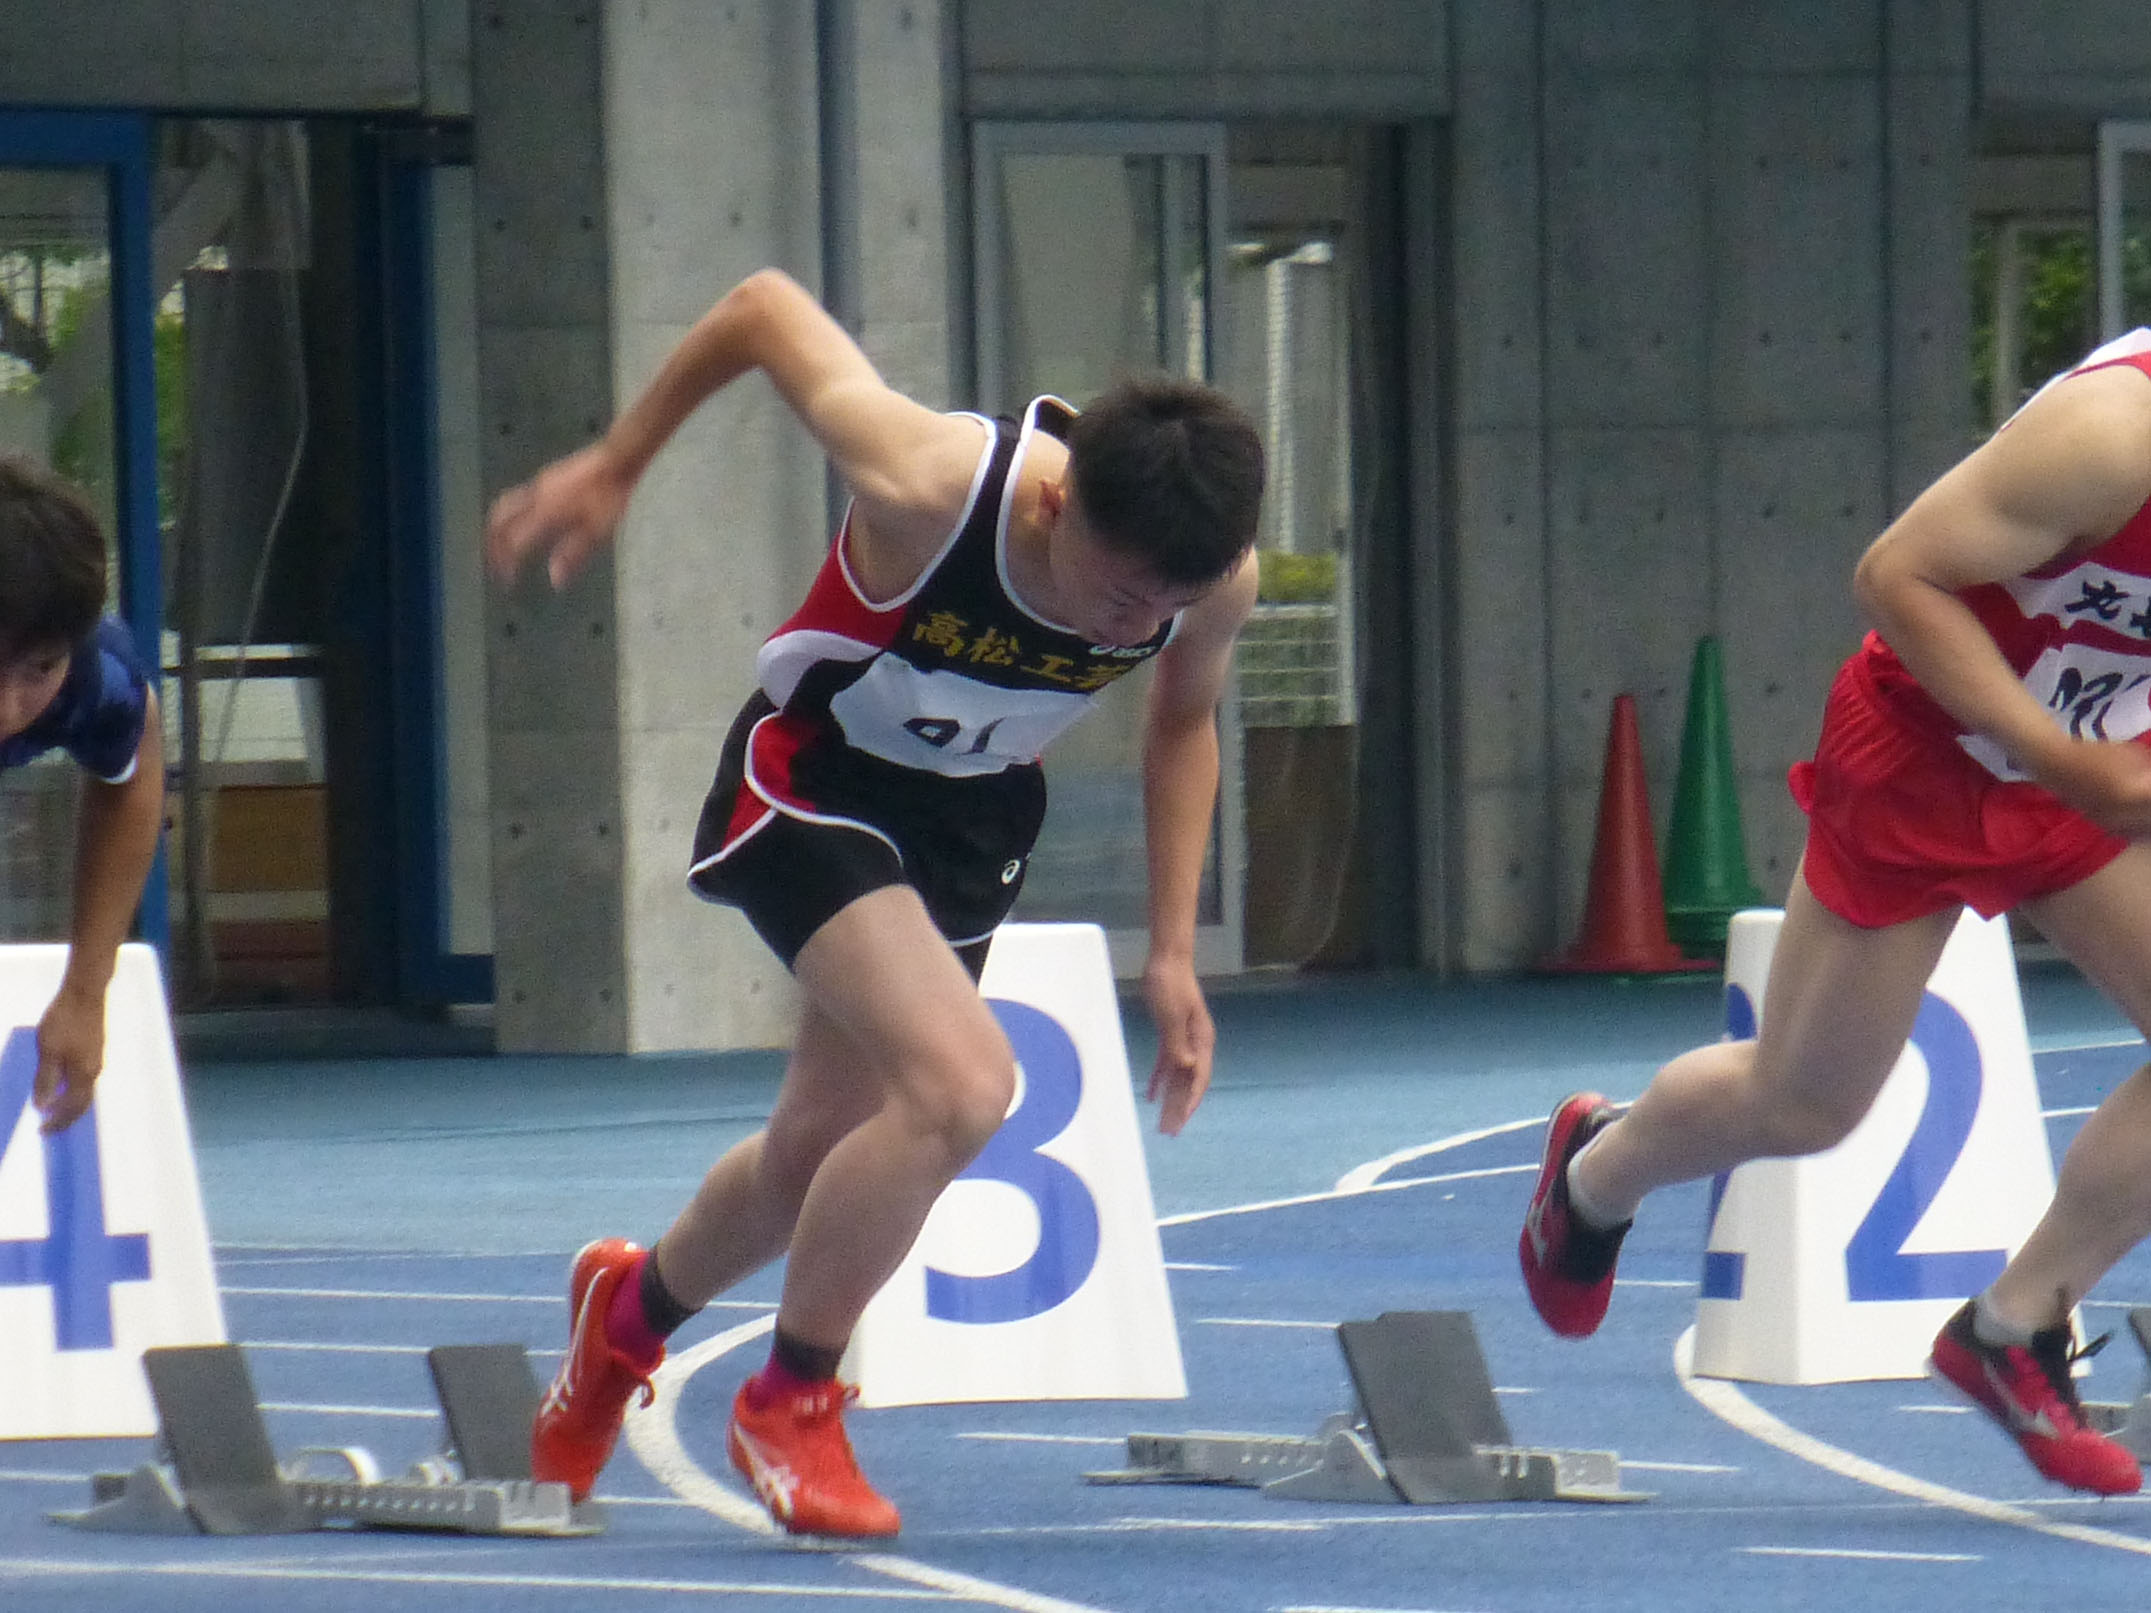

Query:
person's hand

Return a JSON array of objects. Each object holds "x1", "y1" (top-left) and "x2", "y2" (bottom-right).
[
  {"x1": 2035, "y1": 737, "x2": 2151, "y2": 839},
  {"x1": 484, "y1": 441, "x2": 638, "y2": 590},
  {"x1": 1142, "y1": 954, "x2": 1215, "y2": 1137},
  {"x1": 33, "y1": 983, "x2": 105, "y2": 1134}
]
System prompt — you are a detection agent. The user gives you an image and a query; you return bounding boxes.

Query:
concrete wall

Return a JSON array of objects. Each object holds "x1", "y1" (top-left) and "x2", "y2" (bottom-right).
[
  {"x1": 603, "y1": 1, "x2": 822, "y2": 1052},
  {"x1": 22, "y1": 0, "x2": 2151, "y2": 1036},
  {"x1": 472, "y1": 2, "x2": 626, "y2": 1050},
  {"x1": 964, "y1": 0, "x2": 1448, "y2": 119},
  {"x1": 1980, "y1": 0, "x2": 2151, "y2": 121},
  {"x1": 0, "y1": 0, "x2": 468, "y2": 114},
  {"x1": 1447, "y1": 0, "x2": 1979, "y2": 970}
]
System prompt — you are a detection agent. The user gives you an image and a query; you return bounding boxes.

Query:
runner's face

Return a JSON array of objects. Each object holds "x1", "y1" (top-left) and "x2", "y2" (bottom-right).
[
  {"x1": 1048, "y1": 493, "x2": 1210, "y2": 648},
  {"x1": 0, "y1": 644, "x2": 69, "y2": 742}
]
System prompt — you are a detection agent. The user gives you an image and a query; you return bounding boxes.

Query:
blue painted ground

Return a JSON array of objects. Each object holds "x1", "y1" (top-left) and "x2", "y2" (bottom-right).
[{"x1": 4, "y1": 968, "x2": 2149, "y2": 1611}]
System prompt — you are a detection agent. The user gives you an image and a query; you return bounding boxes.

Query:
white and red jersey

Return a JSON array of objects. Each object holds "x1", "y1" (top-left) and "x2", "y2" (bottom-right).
[
  {"x1": 1862, "y1": 328, "x2": 2151, "y2": 779},
  {"x1": 707, "y1": 395, "x2": 1178, "y2": 864}
]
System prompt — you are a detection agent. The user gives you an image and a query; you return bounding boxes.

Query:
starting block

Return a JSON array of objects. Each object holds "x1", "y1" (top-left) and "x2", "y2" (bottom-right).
[
  {"x1": 52, "y1": 1342, "x2": 602, "y2": 1537},
  {"x1": 2082, "y1": 1306, "x2": 2151, "y2": 1459},
  {"x1": 1085, "y1": 1311, "x2": 1648, "y2": 1505}
]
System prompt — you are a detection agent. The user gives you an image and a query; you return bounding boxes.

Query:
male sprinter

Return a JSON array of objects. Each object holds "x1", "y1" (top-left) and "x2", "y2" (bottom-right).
[
  {"x1": 0, "y1": 457, "x2": 163, "y2": 1134},
  {"x1": 488, "y1": 267, "x2": 1262, "y2": 1535},
  {"x1": 1521, "y1": 329, "x2": 2151, "y2": 1496}
]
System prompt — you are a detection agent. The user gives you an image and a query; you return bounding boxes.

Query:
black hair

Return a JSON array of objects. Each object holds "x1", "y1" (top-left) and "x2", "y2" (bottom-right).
[
  {"x1": 0, "y1": 456, "x2": 107, "y2": 664},
  {"x1": 1066, "y1": 375, "x2": 1264, "y2": 587}
]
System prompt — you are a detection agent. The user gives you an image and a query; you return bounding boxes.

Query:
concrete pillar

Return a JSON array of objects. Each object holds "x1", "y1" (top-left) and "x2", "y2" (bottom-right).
[
  {"x1": 1449, "y1": 0, "x2": 1556, "y2": 971},
  {"x1": 474, "y1": 1, "x2": 627, "y2": 1051},
  {"x1": 604, "y1": 1, "x2": 824, "y2": 1051}
]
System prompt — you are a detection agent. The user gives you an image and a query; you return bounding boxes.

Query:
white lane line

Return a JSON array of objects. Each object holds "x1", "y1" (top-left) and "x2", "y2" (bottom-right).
[
  {"x1": 2045, "y1": 1106, "x2": 2098, "y2": 1119},
  {"x1": 1674, "y1": 1325, "x2": 2151, "y2": 1558},
  {"x1": 1162, "y1": 1166, "x2": 1527, "y2": 1230},
  {"x1": 1897, "y1": 1405, "x2": 1973, "y2": 1416},
  {"x1": 623, "y1": 1315, "x2": 779, "y2": 1536},
  {"x1": 1164, "y1": 1261, "x2": 1235, "y2": 1271},
  {"x1": 1273, "y1": 1606, "x2": 1486, "y2": 1613},
  {"x1": 2031, "y1": 1034, "x2": 2145, "y2": 1054},
  {"x1": 221, "y1": 1285, "x2": 558, "y2": 1304},
  {"x1": 1622, "y1": 1460, "x2": 1738, "y2": 1474},
  {"x1": 955, "y1": 1433, "x2": 1122, "y2": 1446},
  {"x1": 242, "y1": 1339, "x2": 566, "y2": 1360},
  {"x1": 1195, "y1": 1316, "x2": 1334, "y2": 1330},
  {"x1": 1333, "y1": 1116, "x2": 1550, "y2": 1194},
  {"x1": 1738, "y1": 1546, "x2": 1979, "y2": 1563},
  {"x1": 0, "y1": 1558, "x2": 946, "y2": 1598},
  {"x1": 850, "y1": 1555, "x2": 1117, "y2": 1611},
  {"x1": 221, "y1": 1283, "x2": 770, "y2": 1309},
  {"x1": 244, "y1": 1339, "x2": 428, "y2": 1355},
  {"x1": 624, "y1": 1319, "x2": 1116, "y2": 1612},
  {"x1": 1615, "y1": 1279, "x2": 1696, "y2": 1290},
  {"x1": 259, "y1": 1402, "x2": 437, "y2": 1419},
  {"x1": 0, "y1": 1469, "x2": 83, "y2": 1484}
]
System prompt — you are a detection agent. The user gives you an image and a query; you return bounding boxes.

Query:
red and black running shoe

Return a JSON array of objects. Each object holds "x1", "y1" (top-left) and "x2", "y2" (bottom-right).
[
  {"x1": 1929, "y1": 1301, "x2": 2141, "y2": 1495},
  {"x1": 1519, "y1": 1092, "x2": 1630, "y2": 1338}
]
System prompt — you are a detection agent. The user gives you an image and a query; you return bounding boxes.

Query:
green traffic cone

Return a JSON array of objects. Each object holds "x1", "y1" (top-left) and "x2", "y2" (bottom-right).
[{"x1": 1664, "y1": 635, "x2": 1765, "y2": 954}]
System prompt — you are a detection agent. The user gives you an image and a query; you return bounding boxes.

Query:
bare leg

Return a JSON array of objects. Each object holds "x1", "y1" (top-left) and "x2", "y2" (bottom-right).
[
  {"x1": 650, "y1": 1005, "x2": 887, "y2": 1307},
  {"x1": 760, "y1": 885, "x2": 1014, "y2": 1351},
  {"x1": 1985, "y1": 845, "x2": 2151, "y2": 1330},
  {"x1": 1576, "y1": 859, "x2": 1959, "y2": 1220}
]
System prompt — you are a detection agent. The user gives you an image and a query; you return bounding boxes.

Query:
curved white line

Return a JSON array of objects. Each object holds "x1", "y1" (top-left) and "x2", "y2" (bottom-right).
[
  {"x1": 623, "y1": 1314, "x2": 1114, "y2": 1612},
  {"x1": 1673, "y1": 1324, "x2": 2151, "y2": 1558},
  {"x1": 622, "y1": 1315, "x2": 778, "y2": 1535},
  {"x1": 1332, "y1": 1114, "x2": 1550, "y2": 1195}
]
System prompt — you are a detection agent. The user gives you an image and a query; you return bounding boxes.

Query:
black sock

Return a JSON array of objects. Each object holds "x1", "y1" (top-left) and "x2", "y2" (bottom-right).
[
  {"x1": 770, "y1": 1326, "x2": 846, "y2": 1383},
  {"x1": 638, "y1": 1249, "x2": 701, "y2": 1337}
]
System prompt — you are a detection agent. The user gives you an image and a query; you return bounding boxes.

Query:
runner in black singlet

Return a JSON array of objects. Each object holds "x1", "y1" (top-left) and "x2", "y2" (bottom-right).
[{"x1": 488, "y1": 267, "x2": 1263, "y2": 1537}]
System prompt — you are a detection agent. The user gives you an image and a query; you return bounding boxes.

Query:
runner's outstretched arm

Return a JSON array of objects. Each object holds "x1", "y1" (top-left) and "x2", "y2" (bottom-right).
[
  {"x1": 1139, "y1": 553, "x2": 1257, "y2": 1135},
  {"x1": 486, "y1": 268, "x2": 981, "y2": 590}
]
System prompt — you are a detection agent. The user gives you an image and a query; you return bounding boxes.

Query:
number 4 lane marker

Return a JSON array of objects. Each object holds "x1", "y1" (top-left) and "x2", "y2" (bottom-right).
[{"x1": 0, "y1": 1026, "x2": 151, "y2": 1349}]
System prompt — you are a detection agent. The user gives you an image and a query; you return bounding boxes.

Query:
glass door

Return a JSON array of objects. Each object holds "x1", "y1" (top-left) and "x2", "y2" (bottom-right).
[
  {"x1": 0, "y1": 116, "x2": 160, "y2": 949},
  {"x1": 2097, "y1": 122, "x2": 2151, "y2": 340},
  {"x1": 972, "y1": 122, "x2": 1244, "y2": 976}
]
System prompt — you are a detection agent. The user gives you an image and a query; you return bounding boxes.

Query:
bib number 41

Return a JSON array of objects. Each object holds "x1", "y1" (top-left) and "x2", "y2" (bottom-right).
[{"x1": 0, "y1": 1026, "x2": 150, "y2": 1349}]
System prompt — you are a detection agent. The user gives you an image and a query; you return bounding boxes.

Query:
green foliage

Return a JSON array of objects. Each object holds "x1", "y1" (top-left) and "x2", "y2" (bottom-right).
[
  {"x1": 1971, "y1": 219, "x2": 2151, "y2": 425},
  {"x1": 1256, "y1": 548, "x2": 1337, "y2": 604},
  {"x1": 154, "y1": 308, "x2": 188, "y2": 525}
]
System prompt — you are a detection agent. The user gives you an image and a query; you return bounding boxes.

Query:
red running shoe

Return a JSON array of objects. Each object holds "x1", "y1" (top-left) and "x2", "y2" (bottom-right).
[
  {"x1": 1519, "y1": 1092, "x2": 1630, "y2": 1338},
  {"x1": 531, "y1": 1237, "x2": 658, "y2": 1502},
  {"x1": 728, "y1": 1379, "x2": 901, "y2": 1538},
  {"x1": 1929, "y1": 1301, "x2": 2141, "y2": 1495}
]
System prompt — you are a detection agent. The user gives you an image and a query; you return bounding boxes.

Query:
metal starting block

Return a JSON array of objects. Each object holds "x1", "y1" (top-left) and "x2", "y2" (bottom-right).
[
  {"x1": 1087, "y1": 1310, "x2": 1650, "y2": 1505},
  {"x1": 52, "y1": 1342, "x2": 603, "y2": 1537},
  {"x1": 2080, "y1": 1306, "x2": 2151, "y2": 1458}
]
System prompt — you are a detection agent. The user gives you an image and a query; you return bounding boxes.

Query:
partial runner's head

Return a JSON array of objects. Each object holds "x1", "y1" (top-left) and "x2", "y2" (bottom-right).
[
  {"x1": 0, "y1": 457, "x2": 105, "y2": 741},
  {"x1": 1049, "y1": 375, "x2": 1264, "y2": 645}
]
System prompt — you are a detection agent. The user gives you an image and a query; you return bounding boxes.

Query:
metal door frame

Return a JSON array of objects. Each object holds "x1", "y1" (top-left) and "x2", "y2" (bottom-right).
[
  {"x1": 970, "y1": 120, "x2": 1245, "y2": 977},
  {"x1": 2097, "y1": 121, "x2": 2151, "y2": 340},
  {"x1": 0, "y1": 112, "x2": 164, "y2": 952}
]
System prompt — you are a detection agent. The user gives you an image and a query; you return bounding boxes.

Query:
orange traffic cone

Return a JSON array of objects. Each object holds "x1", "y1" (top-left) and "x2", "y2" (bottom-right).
[{"x1": 1546, "y1": 694, "x2": 1711, "y2": 974}]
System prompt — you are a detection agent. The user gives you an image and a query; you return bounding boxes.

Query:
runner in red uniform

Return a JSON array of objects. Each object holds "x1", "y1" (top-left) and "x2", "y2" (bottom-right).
[
  {"x1": 1521, "y1": 331, "x2": 2151, "y2": 1497},
  {"x1": 487, "y1": 268, "x2": 1262, "y2": 1536}
]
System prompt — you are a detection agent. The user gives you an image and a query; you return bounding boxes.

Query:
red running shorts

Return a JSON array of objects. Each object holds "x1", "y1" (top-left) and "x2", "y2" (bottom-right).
[{"x1": 1790, "y1": 653, "x2": 2132, "y2": 929}]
